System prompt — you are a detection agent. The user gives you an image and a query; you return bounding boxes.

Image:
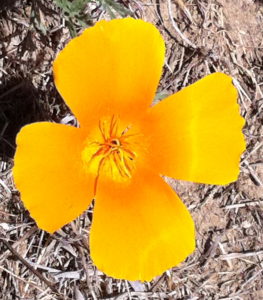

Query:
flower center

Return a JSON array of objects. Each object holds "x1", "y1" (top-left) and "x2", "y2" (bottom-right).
[{"x1": 82, "y1": 115, "x2": 138, "y2": 195}]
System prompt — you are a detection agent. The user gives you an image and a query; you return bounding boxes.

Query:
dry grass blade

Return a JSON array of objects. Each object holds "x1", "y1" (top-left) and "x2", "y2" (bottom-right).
[{"x1": 0, "y1": 235, "x2": 63, "y2": 299}]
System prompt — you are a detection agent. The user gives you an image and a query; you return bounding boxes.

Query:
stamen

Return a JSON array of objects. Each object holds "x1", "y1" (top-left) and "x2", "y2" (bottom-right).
[
  {"x1": 99, "y1": 119, "x2": 106, "y2": 140},
  {"x1": 121, "y1": 147, "x2": 136, "y2": 159},
  {"x1": 93, "y1": 156, "x2": 107, "y2": 195},
  {"x1": 86, "y1": 115, "x2": 138, "y2": 195},
  {"x1": 109, "y1": 115, "x2": 119, "y2": 137},
  {"x1": 121, "y1": 124, "x2": 132, "y2": 136}
]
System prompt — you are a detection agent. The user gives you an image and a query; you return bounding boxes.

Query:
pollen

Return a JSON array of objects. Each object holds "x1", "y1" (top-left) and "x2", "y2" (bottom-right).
[{"x1": 82, "y1": 115, "x2": 138, "y2": 195}]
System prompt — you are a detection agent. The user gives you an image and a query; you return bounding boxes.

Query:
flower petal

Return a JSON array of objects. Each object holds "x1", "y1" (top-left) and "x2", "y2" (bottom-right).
[
  {"x1": 13, "y1": 122, "x2": 93, "y2": 233},
  {"x1": 53, "y1": 18, "x2": 165, "y2": 125},
  {"x1": 144, "y1": 73, "x2": 246, "y2": 185},
  {"x1": 90, "y1": 170, "x2": 195, "y2": 281}
]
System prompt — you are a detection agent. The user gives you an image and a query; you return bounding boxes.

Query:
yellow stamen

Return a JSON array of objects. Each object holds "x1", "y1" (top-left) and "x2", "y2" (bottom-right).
[{"x1": 82, "y1": 115, "x2": 137, "y2": 195}]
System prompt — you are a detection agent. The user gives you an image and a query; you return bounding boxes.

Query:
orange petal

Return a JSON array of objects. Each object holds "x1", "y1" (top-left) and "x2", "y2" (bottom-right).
[
  {"x1": 53, "y1": 18, "x2": 165, "y2": 126},
  {"x1": 90, "y1": 170, "x2": 195, "y2": 281},
  {"x1": 144, "y1": 73, "x2": 246, "y2": 185},
  {"x1": 13, "y1": 122, "x2": 93, "y2": 233}
]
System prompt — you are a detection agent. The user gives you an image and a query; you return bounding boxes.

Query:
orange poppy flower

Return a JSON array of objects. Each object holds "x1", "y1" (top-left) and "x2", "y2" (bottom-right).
[{"x1": 13, "y1": 18, "x2": 245, "y2": 281}]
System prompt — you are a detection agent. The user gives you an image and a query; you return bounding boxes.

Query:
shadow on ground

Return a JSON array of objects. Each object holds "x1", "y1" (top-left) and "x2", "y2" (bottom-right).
[{"x1": 0, "y1": 78, "x2": 49, "y2": 159}]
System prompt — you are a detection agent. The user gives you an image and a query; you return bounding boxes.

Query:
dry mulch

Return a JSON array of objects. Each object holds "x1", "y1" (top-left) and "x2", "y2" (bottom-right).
[{"x1": 0, "y1": 0, "x2": 263, "y2": 299}]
